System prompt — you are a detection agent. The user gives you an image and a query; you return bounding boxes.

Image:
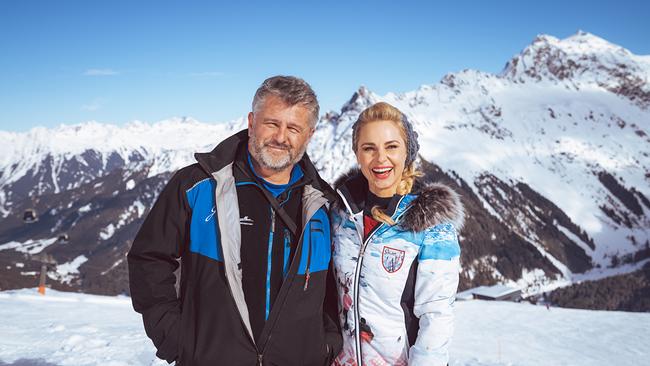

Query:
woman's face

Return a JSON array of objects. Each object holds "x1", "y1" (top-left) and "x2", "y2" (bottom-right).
[{"x1": 355, "y1": 120, "x2": 407, "y2": 197}]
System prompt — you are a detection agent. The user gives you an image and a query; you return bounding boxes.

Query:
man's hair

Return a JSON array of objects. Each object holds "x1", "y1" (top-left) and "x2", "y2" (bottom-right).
[{"x1": 252, "y1": 75, "x2": 320, "y2": 127}]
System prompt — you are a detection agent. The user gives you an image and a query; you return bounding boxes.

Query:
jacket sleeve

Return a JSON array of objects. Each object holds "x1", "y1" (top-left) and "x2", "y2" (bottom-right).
[
  {"x1": 127, "y1": 170, "x2": 191, "y2": 363},
  {"x1": 323, "y1": 209, "x2": 343, "y2": 363},
  {"x1": 408, "y1": 223, "x2": 461, "y2": 366},
  {"x1": 323, "y1": 260, "x2": 343, "y2": 363}
]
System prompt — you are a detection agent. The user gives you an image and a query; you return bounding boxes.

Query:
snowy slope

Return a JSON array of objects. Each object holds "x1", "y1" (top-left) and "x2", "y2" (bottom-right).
[
  {"x1": 0, "y1": 289, "x2": 168, "y2": 366},
  {"x1": 0, "y1": 288, "x2": 648, "y2": 366}
]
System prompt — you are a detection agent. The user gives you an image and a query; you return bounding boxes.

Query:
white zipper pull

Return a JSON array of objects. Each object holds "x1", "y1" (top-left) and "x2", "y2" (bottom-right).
[{"x1": 304, "y1": 269, "x2": 310, "y2": 291}]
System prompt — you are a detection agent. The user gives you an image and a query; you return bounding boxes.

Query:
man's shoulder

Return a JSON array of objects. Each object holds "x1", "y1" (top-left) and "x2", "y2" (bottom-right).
[{"x1": 168, "y1": 163, "x2": 211, "y2": 191}]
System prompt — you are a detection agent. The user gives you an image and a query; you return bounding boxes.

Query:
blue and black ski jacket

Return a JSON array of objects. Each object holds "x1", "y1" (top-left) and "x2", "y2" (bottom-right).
[{"x1": 128, "y1": 130, "x2": 342, "y2": 366}]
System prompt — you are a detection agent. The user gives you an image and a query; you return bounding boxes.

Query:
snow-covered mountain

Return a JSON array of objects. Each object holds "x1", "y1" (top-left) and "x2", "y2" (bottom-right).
[
  {"x1": 311, "y1": 31, "x2": 649, "y2": 292},
  {"x1": 0, "y1": 31, "x2": 648, "y2": 301},
  {"x1": 0, "y1": 116, "x2": 247, "y2": 216}
]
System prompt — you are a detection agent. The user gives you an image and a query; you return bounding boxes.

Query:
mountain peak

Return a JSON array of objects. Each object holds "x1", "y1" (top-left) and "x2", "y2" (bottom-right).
[
  {"x1": 500, "y1": 31, "x2": 649, "y2": 107},
  {"x1": 340, "y1": 85, "x2": 376, "y2": 115}
]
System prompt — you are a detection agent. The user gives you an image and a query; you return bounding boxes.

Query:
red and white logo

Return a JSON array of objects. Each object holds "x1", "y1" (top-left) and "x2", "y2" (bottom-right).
[{"x1": 381, "y1": 246, "x2": 405, "y2": 273}]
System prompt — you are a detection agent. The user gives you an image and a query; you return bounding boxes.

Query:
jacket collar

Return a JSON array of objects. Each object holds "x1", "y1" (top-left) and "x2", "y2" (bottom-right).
[
  {"x1": 334, "y1": 170, "x2": 402, "y2": 218},
  {"x1": 195, "y1": 129, "x2": 337, "y2": 203},
  {"x1": 335, "y1": 168, "x2": 465, "y2": 231}
]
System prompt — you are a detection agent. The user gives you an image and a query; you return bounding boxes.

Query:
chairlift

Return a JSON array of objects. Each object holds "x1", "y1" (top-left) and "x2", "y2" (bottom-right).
[{"x1": 23, "y1": 209, "x2": 38, "y2": 223}]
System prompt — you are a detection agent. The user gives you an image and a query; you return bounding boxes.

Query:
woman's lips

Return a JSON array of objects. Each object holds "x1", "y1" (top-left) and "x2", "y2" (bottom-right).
[{"x1": 371, "y1": 167, "x2": 393, "y2": 179}]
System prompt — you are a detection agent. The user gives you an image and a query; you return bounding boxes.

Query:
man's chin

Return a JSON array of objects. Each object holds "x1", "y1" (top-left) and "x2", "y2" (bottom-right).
[
  {"x1": 259, "y1": 156, "x2": 292, "y2": 172},
  {"x1": 254, "y1": 148, "x2": 305, "y2": 173}
]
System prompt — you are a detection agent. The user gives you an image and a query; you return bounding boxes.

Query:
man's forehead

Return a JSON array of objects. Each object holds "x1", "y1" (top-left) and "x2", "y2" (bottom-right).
[{"x1": 257, "y1": 99, "x2": 311, "y2": 127}]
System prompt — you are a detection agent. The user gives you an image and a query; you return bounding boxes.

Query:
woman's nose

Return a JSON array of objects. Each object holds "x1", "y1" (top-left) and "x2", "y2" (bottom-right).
[{"x1": 376, "y1": 148, "x2": 388, "y2": 162}]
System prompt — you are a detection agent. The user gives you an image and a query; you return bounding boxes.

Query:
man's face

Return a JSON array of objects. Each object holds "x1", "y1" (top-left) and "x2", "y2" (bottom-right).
[{"x1": 248, "y1": 94, "x2": 315, "y2": 172}]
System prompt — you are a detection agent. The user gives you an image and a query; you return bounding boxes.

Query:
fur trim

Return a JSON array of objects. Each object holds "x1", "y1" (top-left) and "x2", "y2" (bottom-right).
[
  {"x1": 333, "y1": 168, "x2": 465, "y2": 232},
  {"x1": 400, "y1": 183, "x2": 465, "y2": 232},
  {"x1": 333, "y1": 167, "x2": 362, "y2": 190}
]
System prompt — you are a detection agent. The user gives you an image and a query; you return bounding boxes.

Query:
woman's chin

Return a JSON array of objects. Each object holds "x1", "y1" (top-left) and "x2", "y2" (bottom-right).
[{"x1": 369, "y1": 181, "x2": 398, "y2": 196}]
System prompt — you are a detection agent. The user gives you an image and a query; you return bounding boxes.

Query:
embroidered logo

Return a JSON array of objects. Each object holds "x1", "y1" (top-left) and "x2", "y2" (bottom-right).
[
  {"x1": 381, "y1": 246, "x2": 405, "y2": 273},
  {"x1": 204, "y1": 206, "x2": 216, "y2": 222},
  {"x1": 240, "y1": 216, "x2": 254, "y2": 226}
]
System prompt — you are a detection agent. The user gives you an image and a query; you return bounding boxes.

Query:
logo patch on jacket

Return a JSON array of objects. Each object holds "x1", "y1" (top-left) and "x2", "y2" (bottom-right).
[
  {"x1": 204, "y1": 206, "x2": 216, "y2": 222},
  {"x1": 381, "y1": 246, "x2": 405, "y2": 273},
  {"x1": 240, "y1": 216, "x2": 254, "y2": 226}
]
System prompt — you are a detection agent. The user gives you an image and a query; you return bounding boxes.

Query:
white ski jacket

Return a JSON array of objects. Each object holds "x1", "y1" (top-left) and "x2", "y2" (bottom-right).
[{"x1": 331, "y1": 172, "x2": 464, "y2": 366}]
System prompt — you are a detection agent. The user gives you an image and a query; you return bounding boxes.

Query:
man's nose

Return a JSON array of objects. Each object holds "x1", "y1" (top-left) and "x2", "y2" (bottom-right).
[{"x1": 273, "y1": 125, "x2": 288, "y2": 143}]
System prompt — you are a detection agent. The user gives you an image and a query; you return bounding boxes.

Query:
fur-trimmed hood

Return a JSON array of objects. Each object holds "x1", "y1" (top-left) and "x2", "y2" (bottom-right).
[{"x1": 334, "y1": 168, "x2": 465, "y2": 232}]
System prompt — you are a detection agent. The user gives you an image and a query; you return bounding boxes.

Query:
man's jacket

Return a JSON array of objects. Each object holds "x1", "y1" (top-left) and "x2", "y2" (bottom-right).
[{"x1": 127, "y1": 130, "x2": 342, "y2": 366}]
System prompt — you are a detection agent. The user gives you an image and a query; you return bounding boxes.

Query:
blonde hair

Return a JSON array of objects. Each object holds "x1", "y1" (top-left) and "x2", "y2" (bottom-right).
[{"x1": 352, "y1": 102, "x2": 423, "y2": 225}]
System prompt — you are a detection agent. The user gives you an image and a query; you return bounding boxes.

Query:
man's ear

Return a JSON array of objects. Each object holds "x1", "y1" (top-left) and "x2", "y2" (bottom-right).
[
  {"x1": 308, "y1": 127, "x2": 315, "y2": 139},
  {"x1": 247, "y1": 112, "x2": 254, "y2": 134}
]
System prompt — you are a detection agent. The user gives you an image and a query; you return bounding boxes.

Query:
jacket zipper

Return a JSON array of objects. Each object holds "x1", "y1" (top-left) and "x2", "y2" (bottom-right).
[
  {"x1": 351, "y1": 220, "x2": 379, "y2": 366},
  {"x1": 261, "y1": 207, "x2": 278, "y2": 363},
  {"x1": 304, "y1": 222, "x2": 312, "y2": 291},
  {"x1": 264, "y1": 208, "x2": 276, "y2": 321},
  {"x1": 259, "y1": 200, "x2": 324, "y2": 364}
]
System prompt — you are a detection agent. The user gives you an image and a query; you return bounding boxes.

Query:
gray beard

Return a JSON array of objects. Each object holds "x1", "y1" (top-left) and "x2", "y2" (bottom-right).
[{"x1": 249, "y1": 134, "x2": 307, "y2": 172}]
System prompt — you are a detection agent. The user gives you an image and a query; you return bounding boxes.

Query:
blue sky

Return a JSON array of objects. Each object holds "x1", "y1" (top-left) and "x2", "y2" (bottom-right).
[{"x1": 1, "y1": 0, "x2": 648, "y2": 132}]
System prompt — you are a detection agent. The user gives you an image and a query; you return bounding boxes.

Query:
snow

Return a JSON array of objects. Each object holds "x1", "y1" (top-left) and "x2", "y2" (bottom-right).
[
  {"x1": 0, "y1": 289, "x2": 168, "y2": 366},
  {"x1": 571, "y1": 258, "x2": 650, "y2": 283},
  {"x1": 99, "y1": 224, "x2": 116, "y2": 240},
  {"x1": 53, "y1": 255, "x2": 88, "y2": 284},
  {"x1": 125, "y1": 179, "x2": 135, "y2": 190},
  {"x1": 112, "y1": 200, "x2": 147, "y2": 233},
  {"x1": 100, "y1": 259, "x2": 124, "y2": 276},
  {"x1": 0, "y1": 238, "x2": 58, "y2": 255},
  {"x1": 0, "y1": 288, "x2": 648, "y2": 366},
  {"x1": 463, "y1": 285, "x2": 521, "y2": 299},
  {"x1": 557, "y1": 225, "x2": 594, "y2": 258},
  {"x1": 78, "y1": 204, "x2": 92, "y2": 213},
  {"x1": 132, "y1": 200, "x2": 145, "y2": 217},
  {"x1": 450, "y1": 300, "x2": 650, "y2": 366}
]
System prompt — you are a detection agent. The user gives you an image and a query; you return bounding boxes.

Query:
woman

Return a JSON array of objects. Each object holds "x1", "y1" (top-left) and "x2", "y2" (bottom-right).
[{"x1": 331, "y1": 102, "x2": 464, "y2": 366}]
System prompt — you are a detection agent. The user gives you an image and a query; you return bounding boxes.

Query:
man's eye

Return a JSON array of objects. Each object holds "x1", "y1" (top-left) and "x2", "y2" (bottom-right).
[{"x1": 387, "y1": 145, "x2": 399, "y2": 149}]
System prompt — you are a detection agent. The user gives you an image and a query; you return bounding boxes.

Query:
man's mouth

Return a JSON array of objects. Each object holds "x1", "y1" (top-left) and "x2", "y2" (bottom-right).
[
  {"x1": 371, "y1": 166, "x2": 393, "y2": 179},
  {"x1": 265, "y1": 143, "x2": 290, "y2": 151}
]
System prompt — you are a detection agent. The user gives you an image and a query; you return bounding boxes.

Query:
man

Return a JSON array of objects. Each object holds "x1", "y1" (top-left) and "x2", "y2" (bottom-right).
[{"x1": 128, "y1": 76, "x2": 342, "y2": 365}]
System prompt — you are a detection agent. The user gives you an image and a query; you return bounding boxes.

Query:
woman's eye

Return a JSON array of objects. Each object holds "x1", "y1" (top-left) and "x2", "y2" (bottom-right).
[
  {"x1": 362, "y1": 146, "x2": 374, "y2": 152},
  {"x1": 387, "y1": 145, "x2": 398, "y2": 149}
]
